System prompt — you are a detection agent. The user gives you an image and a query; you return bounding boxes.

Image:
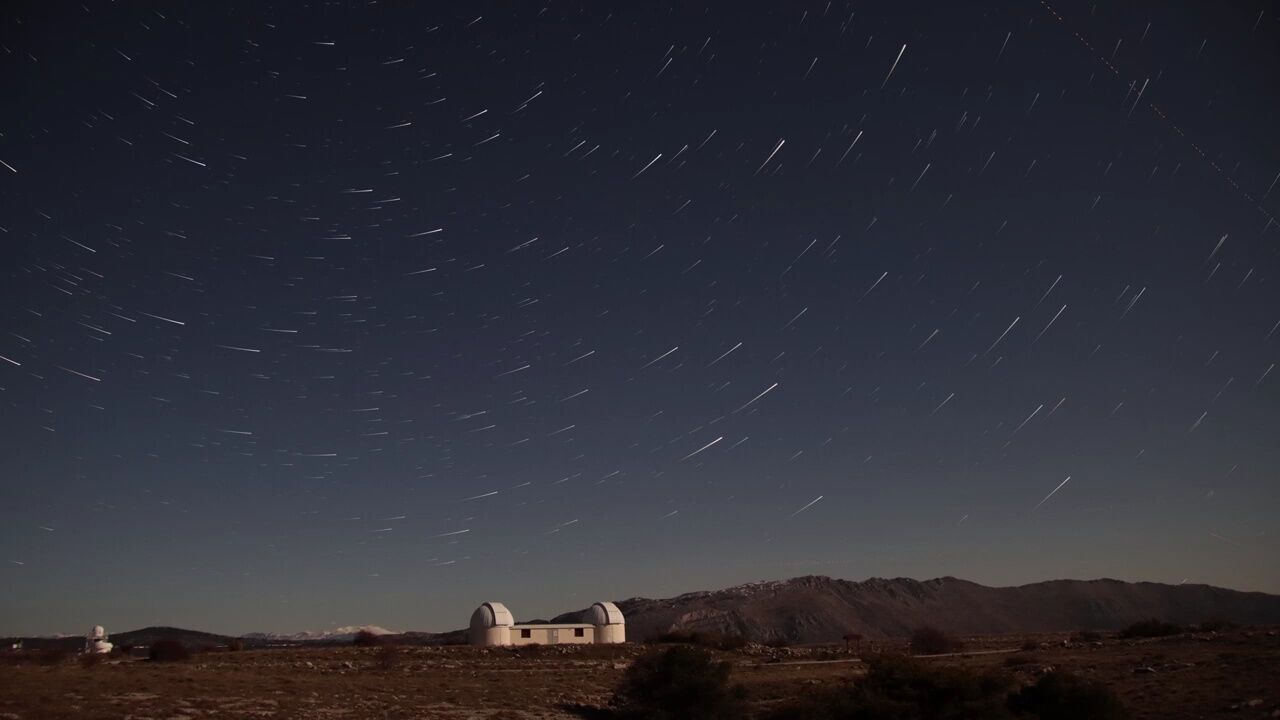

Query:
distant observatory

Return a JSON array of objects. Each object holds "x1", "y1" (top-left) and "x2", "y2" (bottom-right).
[
  {"x1": 84, "y1": 625, "x2": 113, "y2": 654},
  {"x1": 470, "y1": 601, "x2": 625, "y2": 646}
]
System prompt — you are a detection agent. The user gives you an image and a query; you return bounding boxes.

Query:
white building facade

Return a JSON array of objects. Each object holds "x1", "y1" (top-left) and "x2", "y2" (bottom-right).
[
  {"x1": 84, "y1": 625, "x2": 113, "y2": 654},
  {"x1": 469, "y1": 601, "x2": 625, "y2": 647}
]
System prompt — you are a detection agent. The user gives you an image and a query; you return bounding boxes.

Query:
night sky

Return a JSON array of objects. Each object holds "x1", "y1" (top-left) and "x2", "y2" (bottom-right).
[{"x1": 2, "y1": 1, "x2": 1278, "y2": 637}]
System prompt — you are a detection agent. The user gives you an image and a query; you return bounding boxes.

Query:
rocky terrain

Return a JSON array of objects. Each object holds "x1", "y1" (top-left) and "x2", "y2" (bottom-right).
[{"x1": 2, "y1": 627, "x2": 1277, "y2": 719}]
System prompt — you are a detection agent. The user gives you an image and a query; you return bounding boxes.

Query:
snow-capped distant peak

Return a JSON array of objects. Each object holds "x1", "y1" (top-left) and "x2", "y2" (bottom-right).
[{"x1": 242, "y1": 625, "x2": 396, "y2": 641}]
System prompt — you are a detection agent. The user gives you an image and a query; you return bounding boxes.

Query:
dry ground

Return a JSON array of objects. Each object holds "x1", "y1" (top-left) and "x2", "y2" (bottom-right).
[{"x1": 0, "y1": 629, "x2": 1276, "y2": 719}]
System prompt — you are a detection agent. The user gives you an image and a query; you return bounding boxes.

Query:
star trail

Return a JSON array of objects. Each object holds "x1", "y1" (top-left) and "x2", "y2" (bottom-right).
[{"x1": 1, "y1": 1, "x2": 1277, "y2": 635}]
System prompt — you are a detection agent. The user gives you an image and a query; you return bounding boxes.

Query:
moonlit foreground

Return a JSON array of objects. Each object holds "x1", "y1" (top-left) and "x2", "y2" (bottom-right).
[{"x1": 469, "y1": 601, "x2": 625, "y2": 646}]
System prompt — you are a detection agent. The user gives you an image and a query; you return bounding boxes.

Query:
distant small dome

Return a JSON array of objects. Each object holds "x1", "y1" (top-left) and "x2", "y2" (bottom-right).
[
  {"x1": 587, "y1": 601, "x2": 624, "y2": 626},
  {"x1": 470, "y1": 602, "x2": 514, "y2": 630},
  {"x1": 89, "y1": 626, "x2": 106, "y2": 639}
]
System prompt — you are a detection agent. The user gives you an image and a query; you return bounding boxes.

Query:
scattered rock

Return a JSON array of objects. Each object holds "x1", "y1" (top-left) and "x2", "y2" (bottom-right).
[{"x1": 1132, "y1": 666, "x2": 1157, "y2": 674}]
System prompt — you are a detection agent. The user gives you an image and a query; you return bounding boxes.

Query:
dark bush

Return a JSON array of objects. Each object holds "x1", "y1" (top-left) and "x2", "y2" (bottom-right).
[
  {"x1": 1071, "y1": 630, "x2": 1102, "y2": 643},
  {"x1": 353, "y1": 630, "x2": 385, "y2": 647},
  {"x1": 612, "y1": 645, "x2": 747, "y2": 720},
  {"x1": 36, "y1": 648, "x2": 72, "y2": 666},
  {"x1": 148, "y1": 639, "x2": 191, "y2": 663},
  {"x1": 764, "y1": 638, "x2": 792, "y2": 649},
  {"x1": 1020, "y1": 640, "x2": 1040, "y2": 651},
  {"x1": 375, "y1": 643, "x2": 402, "y2": 671},
  {"x1": 767, "y1": 656, "x2": 1130, "y2": 720},
  {"x1": 765, "y1": 654, "x2": 1010, "y2": 720},
  {"x1": 1117, "y1": 620, "x2": 1180, "y2": 639},
  {"x1": 910, "y1": 626, "x2": 963, "y2": 655},
  {"x1": 649, "y1": 630, "x2": 749, "y2": 652},
  {"x1": 226, "y1": 637, "x2": 245, "y2": 652},
  {"x1": 1195, "y1": 619, "x2": 1237, "y2": 632},
  {"x1": 1008, "y1": 671, "x2": 1129, "y2": 719}
]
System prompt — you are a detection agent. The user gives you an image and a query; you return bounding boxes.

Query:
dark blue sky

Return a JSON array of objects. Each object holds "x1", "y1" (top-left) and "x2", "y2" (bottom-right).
[{"x1": 2, "y1": 0, "x2": 1277, "y2": 636}]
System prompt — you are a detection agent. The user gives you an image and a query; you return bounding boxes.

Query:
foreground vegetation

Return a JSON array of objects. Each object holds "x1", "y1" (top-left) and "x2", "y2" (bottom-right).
[
  {"x1": 0, "y1": 626, "x2": 1275, "y2": 719},
  {"x1": 611, "y1": 646, "x2": 1127, "y2": 719}
]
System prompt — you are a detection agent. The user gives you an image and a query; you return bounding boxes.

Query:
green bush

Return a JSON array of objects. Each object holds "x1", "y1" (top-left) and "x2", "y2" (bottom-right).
[
  {"x1": 1117, "y1": 620, "x2": 1180, "y2": 639},
  {"x1": 612, "y1": 645, "x2": 747, "y2": 720},
  {"x1": 1008, "y1": 671, "x2": 1129, "y2": 719}
]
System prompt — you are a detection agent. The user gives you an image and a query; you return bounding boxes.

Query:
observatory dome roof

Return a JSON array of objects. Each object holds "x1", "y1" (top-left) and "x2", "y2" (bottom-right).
[
  {"x1": 587, "y1": 601, "x2": 624, "y2": 626},
  {"x1": 470, "y1": 602, "x2": 514, "y2": 629}
]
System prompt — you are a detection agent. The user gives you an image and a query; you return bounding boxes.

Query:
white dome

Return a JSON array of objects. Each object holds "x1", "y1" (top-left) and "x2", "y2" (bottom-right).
[
  {"x1": 89, "y1": 626, "x2": 106, "y2": 640},
  {"x1": 470, "y1": 602, "x2": 514, "y2": 630},
  {"x1": 587, "y1": 601, "x2": 624, "y2": 626}
]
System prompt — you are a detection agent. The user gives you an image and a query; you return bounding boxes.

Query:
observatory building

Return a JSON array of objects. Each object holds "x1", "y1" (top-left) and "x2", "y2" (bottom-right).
[
  {"x1": 84, "y1": 626, "x2": 113, "y2": 654},
  {"x1": 469, "y1": 601, "x2": 625, "y2": 646}
]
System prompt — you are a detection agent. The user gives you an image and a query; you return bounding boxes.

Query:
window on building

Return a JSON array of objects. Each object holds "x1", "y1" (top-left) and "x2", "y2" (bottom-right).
[
  {"x1": 574, "y1": 628, "x2": 584, "y2": 637},
  {"x1": 521, "y1": 629, "x2": 531, "y2": 639}
]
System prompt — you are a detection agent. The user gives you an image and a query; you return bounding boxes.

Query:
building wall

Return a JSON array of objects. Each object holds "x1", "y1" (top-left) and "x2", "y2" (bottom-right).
[
  {"x1": 471, "y1": 626, "x2": 511, "y2": 647},
  {"x1": 509, "y1": 625, "x2": 594, "y2": 646},
  {"x1": 594, "y1": 624, "x2": 625, "y2": 644}
]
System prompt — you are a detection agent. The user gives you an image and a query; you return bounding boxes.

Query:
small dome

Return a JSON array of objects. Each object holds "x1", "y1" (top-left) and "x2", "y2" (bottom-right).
[
  {"x1": 470, "y1": 602, "x2": 514, "y2": 630},
  {"x1": 587, "y1": 601, "x2": 624, "y2": 626},
  {"x1": 89, "y1": 626, "x2": 106, "y2": 639}
]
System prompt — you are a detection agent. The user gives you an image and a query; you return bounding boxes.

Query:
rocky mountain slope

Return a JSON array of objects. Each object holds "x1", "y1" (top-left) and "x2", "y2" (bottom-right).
[{"x1": 555, "y1": 576, "x2": 1280, "y2": 644}]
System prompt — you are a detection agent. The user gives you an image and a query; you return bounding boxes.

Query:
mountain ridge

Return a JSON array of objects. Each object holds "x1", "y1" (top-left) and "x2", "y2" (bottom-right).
[{"x1": 548, "y1": 575, "x2": 1280, "y2": 643}]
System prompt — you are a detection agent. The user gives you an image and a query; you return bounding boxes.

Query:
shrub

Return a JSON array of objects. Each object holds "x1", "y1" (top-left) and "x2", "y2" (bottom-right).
[
  {"x1": 375, "y1": 643, "x2": 402, "y2": 671},
  {"x1": 765, "y1": 654, "x2": 1010, "y2": 720},
  {"x1": 1195, "y1": 619, "x2": 1236, "y2": 632},
  {"x1": 1117, "y1": 620, "x2": 1180, "y2": 639},
  {"x1": 148, "y1": 639, "x2": 191, "y2": 663},
  {"x1": 1008, "y1": 671, "x2": 1129, "y2": 719},
  {"x1": 649, "y1": 630, "x2": 749, "y2": 652},
  {"x1": 1004, "y1": 654, "x2": 1040, "y2": 668},
  {"x1": 226, "y1": 637, "x2": 245, "y2": 652},
  {"x1": 612, "y1": 645, "x2": 747, "y2": 720},
  {"x1": 353, "y1": 630, "x2": 385, "y2": 647},
  {"x1": 36, "y1": 648, "x2": 72, "y2": 666},
  {"x1": 910, "y1": 626, "x2": 963, "y2": 655},
  {"x1": 1071, "y1": 630, "x2": 1102, "y2": 643},
  {"x1": 79, "y1": 652, "x2": 107, "y2": 668},
  {"x1": 767, "y1": 656, "x2": 1130, "y2": 720},
  {"x1": 1020, "y1": 640, "x2": 1040, "y2": 651}
]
